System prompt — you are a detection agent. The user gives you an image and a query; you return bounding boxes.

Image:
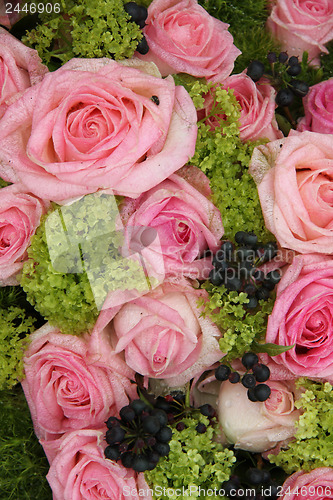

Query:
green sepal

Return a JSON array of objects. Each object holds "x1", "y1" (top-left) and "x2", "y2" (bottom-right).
[{"x1": 252, "y1": 341, "x2": 294, "y2": 356}]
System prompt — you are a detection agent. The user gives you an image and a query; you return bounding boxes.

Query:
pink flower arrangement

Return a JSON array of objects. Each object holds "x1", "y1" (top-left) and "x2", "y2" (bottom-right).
[{"x1": 297, "y1": 78, "x2": 333, "y2": 134}]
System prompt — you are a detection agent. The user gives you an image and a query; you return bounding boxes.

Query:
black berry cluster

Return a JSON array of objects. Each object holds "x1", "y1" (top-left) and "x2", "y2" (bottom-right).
[
  {"x1": 124, "y1": 2, "x2": 149, "y2": 54},
  {"x1": 104, "y1": 398, "x2": 172, "y2": 472},
  {"x1": 222, "y1": 468, "x2": 280, "y2": 499},
  {"x1": 209, "y1": 232, "x2": 281, "y2": 309},
  {"x1": 246, "y1": 51, "x2": 310, "y2": 108},
  {"x1": 215, "y1": 352, "x2": 271, "y2": 403}
]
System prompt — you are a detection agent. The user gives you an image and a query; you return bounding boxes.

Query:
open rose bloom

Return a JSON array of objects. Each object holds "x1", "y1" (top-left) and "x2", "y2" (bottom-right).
[
  {"x1": 297, "y1": 79, "x2": 333, "y2": 134},
  {"x1": 280, "y1": 468, "x2": 333, "y2": 500}
]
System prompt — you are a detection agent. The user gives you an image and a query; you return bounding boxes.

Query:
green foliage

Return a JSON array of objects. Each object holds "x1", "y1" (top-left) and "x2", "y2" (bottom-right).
[
  {"x1": 198, "y1": 0, "x2": 280, "y2": 72},
  {"x1": 199, "y1": 285, "x2": 274, "y2": 361},
  {"x1": 23, "y1": 0, "x2": 142, "y2": 67},
  {"x1": 0, "y1": 386, "x2": 51, "y2": 499},
  {"x1": 0, "y1": 178, "x2": 9, "y2": 188},
  {"x1": 321, "y1": 41, "x2": 333, "y2": 79},
  {"x1": 268, "y1": 379, "x2": 333, "y2": 473},
  {"x1": 180, "y1": 77, "x2": 270, "y2": 240},
  {"x1": 0, "y1": 307, "x2": 35, "y2": 390},
  {"x1": 145, "y1": 414, "x2": 235, "y2": 499}
]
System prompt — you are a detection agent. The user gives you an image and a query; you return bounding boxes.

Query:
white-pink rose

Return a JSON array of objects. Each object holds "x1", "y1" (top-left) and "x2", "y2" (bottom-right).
[
  {"x1": 280, "y1": 468, "x2": 333, "y2": 500},
  {"x1": 249, "y1": 131, "x2": 333, "y2": 254},
  {"x1": 21, "y1": 323, "x2": 137, "y2": 441},
  {"x1": 93, "y1": 279, "x2": 222, "y2": 387},
  {"x1": 0, "y1": 27, "x2": 47, "y2": 118},
  {"x1": 0, "y1": 58, "x2": 197, "y2": 202},
  {"x1": 297, "y1": 78, "x2": 333, "y2": 134},
  {"x1": 199, "y1": 74, "x2": 282, "y2": 142},
  {"x1": 0, "y1": 183, "x2": 48, "y2": 285},
  {"x1": 266, "y1": 0, "x2": 333, "y2": 66},
  {"x1": 43, "y1": 429, "x2": 152, "y2": 500},
  {"x1": 218, "y1": 378, "x2": 301, "y2": 452},
  {"x1": 138, "y1": 0, "x2": 241, "y2": 80},
  {"x1": 121, "y1": 166, "x2": 223, "y2": 280}
]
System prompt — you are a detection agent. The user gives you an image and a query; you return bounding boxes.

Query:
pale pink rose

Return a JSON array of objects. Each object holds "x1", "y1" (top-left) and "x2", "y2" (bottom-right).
[
  {"x1": 266, "y1": 0, "x2": 333, "y2": 66},
  {"x1": 199, "y1": 73, "x2": 282, "y2": 142},
  {"x1": 120, "y1": 166, "x2": 223, "y2": 280},
  {"x1": 280, "y1": 468, "x2": 333, "y2": 500},
  {"x1": 93, "y1": 279, "x2": 222, "y2": 387},
  {"x1": 0, "y1": 27, "x2": 47, "y2": 118},
  {"x1": 218, "y1": 378, "x2": 301, "y2": 452},
  {"x1": 249, "y1": 131, "x2": 333, "y2": 254},
  {"x1": 21, "y1": 323, "x2": 137, "y2": 441},
  {"x1": 0, "y1": 58, "x2": 197, "y2": 202},
  {"x1": 43, "y1": 429, "x2": 152, "y2": 500},
  {"x1": 0, "y1": 183, "x2": 48, "y2": 285},
  {"x1": 265, "y1": 253, "x2": 333, "y2": 381},
  {"x1": 297, "y1": 78, "x2": 333, "y2": 134},
  {"x1": 137, "y1": 0, "x2": 241, "y2": 80}
]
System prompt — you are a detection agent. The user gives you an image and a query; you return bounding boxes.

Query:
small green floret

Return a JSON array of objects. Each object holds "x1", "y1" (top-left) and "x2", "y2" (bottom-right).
[
  {"x1": 23, "y1": 0, "x2": 143, "y2": 67},
  {"x1": 145, "y1": 414, "x2": 235, "y2": 499},
  {"x1": 0, "y1": 307, "x2": 35, "y2": 390},
  {"x1": 199, "y1": 285, "x2": 274, "y2": 361},
  {"x1": 268, "y1": 379, "x2": 333, "y2": 473}
]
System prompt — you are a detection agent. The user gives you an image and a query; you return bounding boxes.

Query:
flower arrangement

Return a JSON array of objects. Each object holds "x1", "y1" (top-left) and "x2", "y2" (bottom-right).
[{"x1": 1, "y1": 0, "x2": 333, "y2": 499}]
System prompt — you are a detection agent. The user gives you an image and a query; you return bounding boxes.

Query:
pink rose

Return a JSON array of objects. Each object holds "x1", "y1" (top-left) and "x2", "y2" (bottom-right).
[
  {"x1": 0, "y1": 183, "x2": 48, "y2": 285},
  {"x1": 297, "y1": 79, "x2": 333, "y2": 134},
  {"x1": 249, "y1": 131, "x2": 333, "y2": 254},
  {"x1": 121, "y1": 166, "x2": 223, "y2": 280},
  {"x1": 280, "y1": 468, "x2": 333, "y2": 500},
  {"x1": 138, "y1": 0, "x2": 241, "y2": 80},
  {"x1": 43, "y1": 429, "x2": 152, "y2": 500},
  {"x1": 266, "y1": 0, "x2": 333, "y2": 66},
  {"x1": 199, "y1": 74, "x2": 282, "y2": 142},
  {"x1": 0, "y1": 58, "x2": 197, "y2": 202},
  {"x1": 265, "y1": 254, "x2": 333, "y2": 381},
  {"x1": 218, "y1": 378, "x2": 301, "y2": 452},
  {"x1": 0, "y1": 27, "x2": 47, "y2": 118},
  {"x1": 93, "y1": 279, "x2": 222, "y2": 387},
  {"x1": 21, "y1": 323, "x2": 137, "y2": 441}
]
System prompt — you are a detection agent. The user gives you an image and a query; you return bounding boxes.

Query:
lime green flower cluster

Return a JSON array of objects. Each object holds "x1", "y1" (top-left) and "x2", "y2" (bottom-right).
[
  {"x1": 0, "y1": 386, "x2": 51, "y2": 500},
  {"x1": 23, "y1": 0, "x2": 143, "y2": 67},
  {"x1": 145, "y1": 414, "x2": 235, "y2": 499},
  {"x1": 0, "y1": 306, "x2": 35, "y2": 390},
  {"x1": 181, "y1": 76, "x2": 271, "y2": 241},
  {"x1": 268, "y1": 379, "x2": 333, "y2": 473},
  {"x1": 199, "y1": 285, "x2": 274, "y2": 361}
]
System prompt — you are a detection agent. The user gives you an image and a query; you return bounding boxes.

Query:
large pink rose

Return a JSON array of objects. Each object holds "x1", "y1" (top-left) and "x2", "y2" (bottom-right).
[
  {"x1": 121, "y1": 166, "x2": 223, "y2": 280},
  {"x1": 0, "y1": 58, "x2": 197, "y2": 202},
  {"x1": 265, "y1": 254, "x2": 333, "y2": 381},
  {"x1": 266, "y1": 0, "x2": 333, "y2": 66},
  {"x1": 218, "y1": 378, "x2": 301, "y2": 452},
  {"x1": 0, "y1": 27, "x2": 47, "y2": 118},
  {"x1": 280, "y1": 468, "x2": 333, "y2": 500},
  {"x1": 138, "y1": 0, "x2": 241, "y2": 80},
  {"x1": 249, "y1": 131, "x2": 333, "y2": 254},
  {"x1": 43, "y1": 429, "x2": 152, "y2": 500},
  {"x1": 297, "y1": 79, "x2": 333, "y2": 134},
  {"x1": 0, "y1": 183, "x2": 48, "y2": 285},
  {"x1": 199, "y1": 73, "x2": 282, "y2": 142},
  {"x1": 92, "y1": 279, "x2": 222, "y2": 387},
  {"x1": 21, "y1": 323, "x2": 137, "y2": 441}
]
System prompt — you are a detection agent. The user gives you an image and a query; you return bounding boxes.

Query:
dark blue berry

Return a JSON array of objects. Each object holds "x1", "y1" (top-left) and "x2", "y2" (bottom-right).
[
  {"x1": 288, "y1": 56, "x2": 299, "y2": 66},
  {"x1": 266, "y1": 269, "x2": 282, "y2": 285},
  {"x1": 241, "y1": 352, "x2": 259, "y2": 369},
  {"x1": 221, "y1": 241, "x2": 234, "y2": 259},
  {"x1": 247, "y1": 60, "x2": 265, "y2": 82},
  {"x1": 132, "y1": 454, "x2": 149, "y2": 472},
  {"x1": 151, "y1": 408, "x2": 168, "y2": 426},
  {"x1": 243, "y1": 232, "x2": 258, "y2": 247},
  {"x1": 246, "y1": 467, "x2": 265, "y2": 485},
  {"x1": 228, "y1": 372, "x2": 240, "y2": 384},
  {"x1": 136, "y1": 35, "x2": 149, "y2": 55},
  {"x1": 244, "y1": 283, "x2": 256, "y2": 296},
  {"x1": 105, "y1": 416, "x2": 120, "y2": 429},
  {"x1": 247, "y1": 388, "x2": 258, "y2": 402},
  {"x1": 142, "y1": 416, "x2": 161, "y2": 435},
  {"x1": 251, "y1": 269, "x2": 265, "y2": 282},
  {"x1": 235, "y1": 231, "x2": 247, "y2": 244},
  {"x1": 196, "y1": 422, "x2": 207, "y2": 433},
  {"x1": 291, "y1": 79, "x2": 309, "y2": 97},
  {"x1": 256, "y1": 286, "x2": 271, "y2": 301},
  {"x1": 276, "y1": 88, "x2": 294, "y2": 107},
  {"x1": 106, "y1": 426, "x2": 125, "y2": 445},
  {"x1": 124, "y1": 2, "x2": 148, "y2": 24},
  {"x1": 209, "y1": 268, "x2": 223, "y2": 286},
  {"x1": 104, "y1": 445, "x2": 120, "y2": 461},
  {"x1": 225, "y1": 276, "x2": 242, "y2": 291},
  {"x1": 246, "y1": 295, "x2": 258, "y2": 309},
  {"x1": 156, "y1": 426, "x2": 172, "y2": 443},
  {"x1": 262, "y1": 279, "x2": 276, "y2": 291},
  {"x1": 121, "y1": 451, "x2": 134, "y2": 468},
  {"x1": 130, "y1": 399, "x2": 148, "y2": 415},
  {"x1": 253, "y1": 363, "x2": 270, "y2": 382},
  {"x1": 176, "y1": 421, "x2": 186, "y2": 431},
  {"x1": 155, "y1": 396, "x2": 171, "y2": 412},
  {"x1": 199, "y1": 404, "x2": 216, "y2": 417},
  {"x1": 278, "y1": 51, "x2": 288, "y2": 63},
  {"x1": 120, "y1": 405, "x2": 136, "y2": 423},
  {"x1": 242, "y1": 373, "x2": 256, "y2": 389},
  {"x1": 254, "y1": 384, "x2": 271, "y2": 401},
  {"x1": 267, "y1": 52, "x2": 277, "y2": 63},
  {"x1": 153, "y1": 442, "x2": 170, "y2": 456},
  {"x1": 215, "y1": 364, "x2": 231, "y2": 381},
  {"x1": 287, "y1": 63, "x2": 301, "y2": 76}
]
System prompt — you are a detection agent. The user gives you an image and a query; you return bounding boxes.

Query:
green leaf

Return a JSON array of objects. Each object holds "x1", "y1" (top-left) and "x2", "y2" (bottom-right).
[{"x1": 252, "y1": 342, "x2": 294, "y2": 356}]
